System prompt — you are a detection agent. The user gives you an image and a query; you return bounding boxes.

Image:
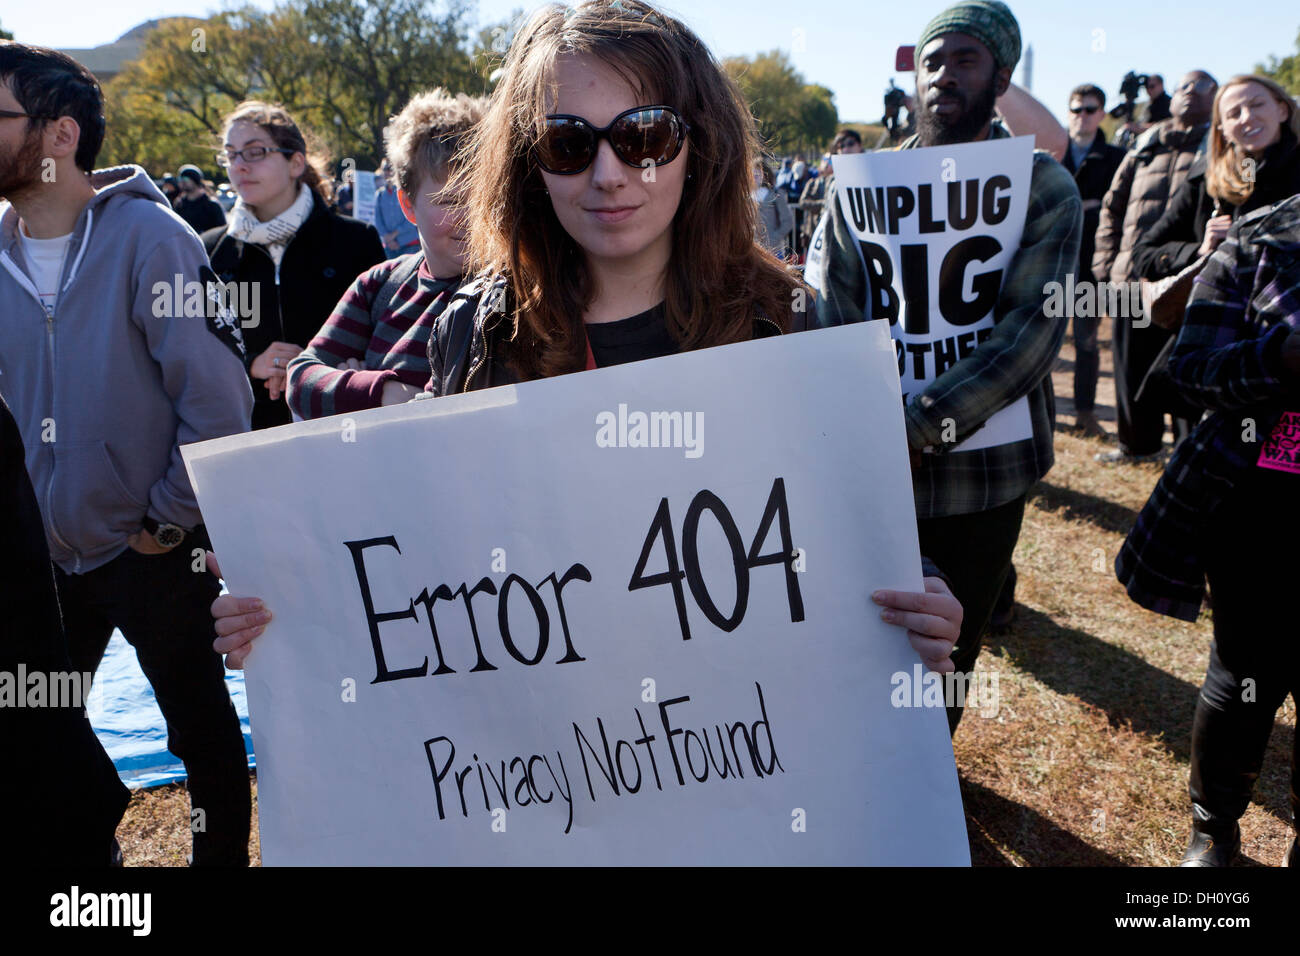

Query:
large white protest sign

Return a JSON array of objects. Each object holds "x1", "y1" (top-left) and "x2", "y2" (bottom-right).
[
  {"x1": 183, "y1": 322, "x2": 968, "y2": 865},
  {"x1": 828, "y1": 137, "x2": 1035, "y2": 451}
]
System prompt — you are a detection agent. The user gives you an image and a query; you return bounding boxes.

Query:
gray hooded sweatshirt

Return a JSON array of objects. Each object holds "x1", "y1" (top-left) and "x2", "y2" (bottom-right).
[{"x1": 0, "y1": 165, "x2": 253, "y2": 575}]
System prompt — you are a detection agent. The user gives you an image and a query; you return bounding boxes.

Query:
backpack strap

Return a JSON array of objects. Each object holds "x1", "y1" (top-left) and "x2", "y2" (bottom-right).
[{"x1": 369, "y1": 253, "x2": 424, "y2": 324}]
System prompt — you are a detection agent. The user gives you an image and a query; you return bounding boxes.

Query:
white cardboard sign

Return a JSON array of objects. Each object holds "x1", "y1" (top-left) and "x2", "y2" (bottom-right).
[
  {"x1": 182, "y1": 321, "x2": 968, "y2": 865},
  {"x1": 351, "y1": 171, "x2": 377, "y2": 225},
  {"x1": 829, "y1": 137, "x2": 1035, "y2": 451}
]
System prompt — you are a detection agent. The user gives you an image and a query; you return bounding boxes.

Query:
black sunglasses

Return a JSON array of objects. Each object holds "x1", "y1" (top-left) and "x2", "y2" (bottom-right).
[
  {"x1": 1070, "y1": 105, "x2": 1101, "y2": 115},
  {"x1": 535, "y1": 105, "x2": 689, "y2": 175}
]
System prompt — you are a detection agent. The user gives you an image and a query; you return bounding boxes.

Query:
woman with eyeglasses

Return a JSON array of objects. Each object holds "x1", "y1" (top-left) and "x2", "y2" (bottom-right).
[
  {"x1": 203, "y1": 101, "x2": 385, "y2": 430},
  {"x1": 210, "y1": 1, "x2": 963, "y2": 687},
  {"x1": 1133, "y1": 75, "x2": 1300, "y2": 282}
]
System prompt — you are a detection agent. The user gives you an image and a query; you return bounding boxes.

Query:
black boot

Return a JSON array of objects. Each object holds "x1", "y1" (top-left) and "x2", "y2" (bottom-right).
[
  {"x1": 1180, "y1": 819, "x2": 1241, "y2": 867},
  {"x1": 1178, "y1": 696, "x2": 1262, "y2": 867}
]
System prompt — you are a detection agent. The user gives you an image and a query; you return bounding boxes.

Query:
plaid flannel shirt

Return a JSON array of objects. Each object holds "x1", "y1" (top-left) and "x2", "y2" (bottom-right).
[
  {"x1": 813, "y1": 124, "x2": 1082, "y2": 518},
  {"x1": 1117, "y1": 195, "x2": 1300, "y2": 620}
]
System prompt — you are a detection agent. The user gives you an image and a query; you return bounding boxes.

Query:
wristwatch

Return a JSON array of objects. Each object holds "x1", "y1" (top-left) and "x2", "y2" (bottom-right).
[{"x1": 142, "y1": 516, "x2": 187, "y2": 549}]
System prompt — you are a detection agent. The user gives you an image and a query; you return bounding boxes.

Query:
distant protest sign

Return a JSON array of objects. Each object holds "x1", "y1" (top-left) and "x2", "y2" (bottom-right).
[
  {"x1": 183, "y1": 322, "x2": 968, "y2": 865},
  {"x1": 352, "y1": 170, "x2": 377, "y2": 225},
  {"x1": 819, "y1": 137, "x2": 1035, "y2": 452},
  {"x1": 1258, "y1": 411, "x2": 1300, "y2": 474}
]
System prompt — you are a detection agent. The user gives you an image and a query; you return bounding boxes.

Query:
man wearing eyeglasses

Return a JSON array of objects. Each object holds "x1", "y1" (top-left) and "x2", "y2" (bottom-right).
[
  {"x1": 1061, "y1": 84, "x2": 1125, "y2": 440},
  {"x1": 0, "y1": 42, "x2": 253, "y2": 864}
]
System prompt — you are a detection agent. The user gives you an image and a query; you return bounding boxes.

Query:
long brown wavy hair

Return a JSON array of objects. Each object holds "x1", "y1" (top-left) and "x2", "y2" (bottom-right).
[
  {"x1": 1205, "y1": 75, "x2": 1300, "y2": 208},
  {"x1": 454, "y1": 0, "x2": 805, "y2": 379}
]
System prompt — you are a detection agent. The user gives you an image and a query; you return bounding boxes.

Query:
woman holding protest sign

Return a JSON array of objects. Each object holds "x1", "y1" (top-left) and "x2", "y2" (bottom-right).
[
  {"x1": 204, "y1": 101, "x2": 386, "y2": 430},
  {"x1": 209, "y1": 0, "x2": 963, "y2": 677}
]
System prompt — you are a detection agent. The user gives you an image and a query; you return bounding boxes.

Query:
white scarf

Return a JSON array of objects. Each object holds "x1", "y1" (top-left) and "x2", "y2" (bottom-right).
[{"x1": 226, "y1": 183, "x2": 315, "y2": 273}]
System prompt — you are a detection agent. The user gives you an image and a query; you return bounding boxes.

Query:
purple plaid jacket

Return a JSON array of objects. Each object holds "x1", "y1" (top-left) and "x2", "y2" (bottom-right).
[{"x1": 1117, "y1": 195, "x2": 1300, "y2": 620}]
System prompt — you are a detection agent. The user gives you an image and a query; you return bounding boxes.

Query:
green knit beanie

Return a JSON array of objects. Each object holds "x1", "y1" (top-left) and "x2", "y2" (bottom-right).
[{"x1": 917, "y1": 1, "x2": 1021, "y2": 72}]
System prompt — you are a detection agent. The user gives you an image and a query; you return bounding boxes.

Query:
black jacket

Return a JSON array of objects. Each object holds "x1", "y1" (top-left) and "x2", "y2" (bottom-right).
[
  {"x1": 1133, "y1": 125, "x2": 1300, "y2": 279},
  {"x1": 424, "y1": 275, "x2": 789, "y2": 395},
  {"x1": 203, "y1": 191, "x2": 385, "y2": 429},
  {"x1": 1062, "y1": 130, "x2": 1126, "y2": 282},
  {"x1": 1144, "y1": 92, "x2": 1172, "y2": 125},
  {"x1": 174, "y1": 193, "x2": 227, "y2": 234},
  {"x1": 1, "y1": 395, "x2": 130, "y2": 863}
]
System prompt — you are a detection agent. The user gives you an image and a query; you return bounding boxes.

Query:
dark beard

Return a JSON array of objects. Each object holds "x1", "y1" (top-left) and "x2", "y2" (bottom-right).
[
  {"x1": 917, "y1": 79, "x2": 999, "y2": 147},
  {"x1": 0, "y1": 127, "x2": 47, "y2": 201}
]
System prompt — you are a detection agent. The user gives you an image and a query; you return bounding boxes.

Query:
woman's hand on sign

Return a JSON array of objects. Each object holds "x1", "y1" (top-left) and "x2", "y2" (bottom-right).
[
  {"x1": 207, "y1": 551, "x2": 271, "y2": 669},
  {"x1": 872, "y1": 577, "x2": 962, "y2": 673}
]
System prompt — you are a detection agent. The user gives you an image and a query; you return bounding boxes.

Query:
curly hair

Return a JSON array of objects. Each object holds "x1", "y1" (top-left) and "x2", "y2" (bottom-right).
[
  {"x1": 383, "y1": 89, "x2": 488, "y2": 195},
  {"x1": 451, "y1": 0, "x2": 805, "y2": 380}
]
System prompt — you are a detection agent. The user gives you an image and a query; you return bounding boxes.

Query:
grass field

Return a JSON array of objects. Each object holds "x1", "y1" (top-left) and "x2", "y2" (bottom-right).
[{"x1": 114, "y1": 317, "x2": 1296, "y2": 866}]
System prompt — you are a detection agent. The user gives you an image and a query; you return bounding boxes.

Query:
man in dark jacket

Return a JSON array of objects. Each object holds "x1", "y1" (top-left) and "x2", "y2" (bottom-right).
[
  {"x1": 1061, "y1": 83, "x2": 1125, "y2": 438},
  {"x1": 1092, "y1": 71, "x2": 1216, "y2": 462},
  {"x1": 1, "y1": 394, "x2": 131, "y2": 865},
  {"x1": 1144, "y1": 75, "x2": 1172, "y2": 125},
  {"x1": 173, "y1": 164, "x2": 227, "y2": 234}
]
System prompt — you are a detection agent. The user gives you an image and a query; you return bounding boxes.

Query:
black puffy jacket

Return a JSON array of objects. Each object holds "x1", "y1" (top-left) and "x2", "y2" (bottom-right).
[{"x1": 203, "y1": 191, "x2": 385, "y2": 429}]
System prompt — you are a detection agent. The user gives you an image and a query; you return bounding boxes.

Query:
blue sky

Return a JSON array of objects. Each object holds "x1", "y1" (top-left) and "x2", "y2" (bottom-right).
[{"x1": 6, "y1": 0, "x2": 1299, "y2": 125}]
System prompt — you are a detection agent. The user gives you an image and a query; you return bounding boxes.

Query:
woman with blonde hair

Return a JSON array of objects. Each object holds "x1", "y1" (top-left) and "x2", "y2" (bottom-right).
[
  {"x1": 1134, "y1": 74, "x2": 1300, "y2": 280},
  {"x1": 211, "y1": 1, "x2": 963, "y2": 688},
  {"x1": 204, "y1": 101, "x2": 385, "y2": 429}
]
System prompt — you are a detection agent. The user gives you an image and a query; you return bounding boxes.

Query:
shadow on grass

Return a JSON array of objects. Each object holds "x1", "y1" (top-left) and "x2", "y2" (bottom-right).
[
  {"x1": 961, "y1": 777, "x2": 1128, "y2": 866},
  {"x1": 1027, "y1": 480, "x2": 1144, "y2": 537},
  {"x1": 984, "y1": 607, "x2": 1295, "y2": 829}
]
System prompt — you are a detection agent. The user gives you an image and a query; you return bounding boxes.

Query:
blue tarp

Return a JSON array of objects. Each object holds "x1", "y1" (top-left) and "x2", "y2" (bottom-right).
[{"x1": 89, "y1": 630, "x2": 255, "y2": 789}]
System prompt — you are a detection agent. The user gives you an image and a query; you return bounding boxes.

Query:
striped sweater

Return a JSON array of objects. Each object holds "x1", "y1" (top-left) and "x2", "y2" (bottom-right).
[{"x1": 286, "y1": 252, "x2": 461, "y2": 419}]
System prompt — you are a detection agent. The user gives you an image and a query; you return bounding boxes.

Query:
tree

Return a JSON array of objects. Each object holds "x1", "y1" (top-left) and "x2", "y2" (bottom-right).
[
  {"x1": 99, "y1": 0, "x2": 491, "y2": 173},
  {"x1": 0, "y1": 19, "x2": 13, "y2": 41},
  {"x1": 723, "y1": 50, "x2": 839, "y2": 157},
  {"x1": 1257, "y1": 28, "x2": 1300, "y2": 96}
]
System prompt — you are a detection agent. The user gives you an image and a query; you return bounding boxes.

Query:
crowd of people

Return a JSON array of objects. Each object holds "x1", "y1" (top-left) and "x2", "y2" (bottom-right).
[{"x1": 2, "y1": 0, "x2": 1298, "y2": 869}]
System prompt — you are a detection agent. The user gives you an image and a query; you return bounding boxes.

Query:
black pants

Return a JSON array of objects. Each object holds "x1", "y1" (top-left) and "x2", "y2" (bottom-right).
[
  {"x1": 917, "y1": 493, "x2": 1027, "y2": 735},
  {"x1": 1112, "y1": 316, "x2": 1192, "y2": 455},
  {"x1": 1192, "y1": 473, "x2": 1300, "y2": 831},
  {"x1": 1073, "y1": 314, "x2": 1100, "y2": 413},
  {"x1": 54, "y1": 531, "x2": 251, "y2": 865}
]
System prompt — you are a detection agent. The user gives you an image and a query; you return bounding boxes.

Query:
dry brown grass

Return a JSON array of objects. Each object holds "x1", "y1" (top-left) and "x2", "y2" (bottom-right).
[{"x1": 116, "y1": 317, "x2": 1295, "y2": 866}]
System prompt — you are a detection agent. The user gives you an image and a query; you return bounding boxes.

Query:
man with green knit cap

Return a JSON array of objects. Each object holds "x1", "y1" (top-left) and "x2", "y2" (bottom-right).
[{"x1": 813, "y1": 1, "x2": 1082, "y2": 733}]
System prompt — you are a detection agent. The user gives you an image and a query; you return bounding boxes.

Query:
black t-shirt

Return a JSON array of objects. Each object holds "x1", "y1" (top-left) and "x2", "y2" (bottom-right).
[{"x1": 584, "y1": 303, "x2": 678, "y2": 367}]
